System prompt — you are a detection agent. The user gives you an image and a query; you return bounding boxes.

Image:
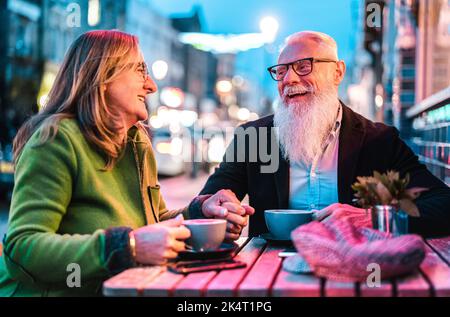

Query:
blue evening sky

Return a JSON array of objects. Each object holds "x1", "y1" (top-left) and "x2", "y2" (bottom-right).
[{"x1": 151, "y1": 0, "x2": 361, "y2": 99}]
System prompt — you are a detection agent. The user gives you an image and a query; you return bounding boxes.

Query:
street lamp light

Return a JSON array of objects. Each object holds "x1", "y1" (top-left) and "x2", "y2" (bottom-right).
[
  {"x1": 160, "y1": 87, "x2": 184, "y2": 108},
  {"x1": 152, "y1": 60, "x2": 168, "y2": 81},
  {"x1": 259, "y1": 16, "x2": 279, "y2": 43},
  {"x1": 237, "y1": 107, "x2": 250, "y2": 121},
  {"x1": 216, "y1": 79, "x2": 233, "y2": 95}
]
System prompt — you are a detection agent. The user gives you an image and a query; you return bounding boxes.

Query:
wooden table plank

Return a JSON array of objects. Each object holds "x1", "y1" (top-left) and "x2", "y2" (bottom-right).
[
  {"x1": 102, "y1": 266, "x2": 166, "y2": 297},
  {"x1": 396, "y1": 270, "x2": 431, "y2": 297},
  {"x1": 324, "y1": 280, "x2": 357, "y2": 297},
  {"x1": 237, "y1": 245, "x2": 283, "y2": 297},
  {"x1": 272, "y1": 269, "x2": 322, "y2": 297},
  {"x1": 102, "y1": 235, "x2": 450, "y2": 298},
  {"x1": 169, "y1": 238, "x2": 249, "y2": 297},
  {"x1": 360, "y1": 279, "x2": 393, "y2": 297},
  {"x1": 420, "y1": 243, "x2": 450, "y2": 297},
  {"x1": 205, "y1": 237, "x2": 266, "y2": 297},
  {"x1": 396, "y1": 237, "x2": 449, "y2": 297},
  {"x1": 173, "y1": 271, "x2": 218, "y2": 297},
  {"x1": 104, "y1": 237, "x2": 250, "y2": 297},
  {"x1": 141, "y1": 270, "x2": 185, "y2": 297},
  {"x1": 427, "y1": 237, "x2": 450, "y2": 265}
]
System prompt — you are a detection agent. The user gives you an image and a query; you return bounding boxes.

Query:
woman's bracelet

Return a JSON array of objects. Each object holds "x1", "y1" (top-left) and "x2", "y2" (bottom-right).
[{"x1": 128, "y1": 230, "x2": 137, "y2": 260}]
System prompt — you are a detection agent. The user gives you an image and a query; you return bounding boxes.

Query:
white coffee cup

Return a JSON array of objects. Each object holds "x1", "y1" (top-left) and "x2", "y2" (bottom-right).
[{"x1": 183, "y1": 219, "x2": 227, "y2": 251}]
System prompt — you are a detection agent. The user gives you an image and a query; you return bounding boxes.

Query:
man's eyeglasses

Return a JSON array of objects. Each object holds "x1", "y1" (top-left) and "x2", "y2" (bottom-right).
[
  {"x1": 135, "y1": 62, "x2": 149, "y2": 81},
  {"x1": 267, "y1": 57, "x2": 337, "y2": 81}
]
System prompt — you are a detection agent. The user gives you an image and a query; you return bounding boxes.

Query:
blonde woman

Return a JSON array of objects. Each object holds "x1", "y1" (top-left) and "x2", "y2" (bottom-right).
[{"x1": 0, "y1": 30, "x2": 254, "y2": 296}]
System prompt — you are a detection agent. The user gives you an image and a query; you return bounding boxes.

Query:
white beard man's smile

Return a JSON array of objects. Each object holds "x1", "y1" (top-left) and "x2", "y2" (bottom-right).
[
  {"x1": 274, "y1": 86, "x2": 340, "y2": 166},
  {"x1": 283, "y1": 85, "x2": 314, "y2": 103}
]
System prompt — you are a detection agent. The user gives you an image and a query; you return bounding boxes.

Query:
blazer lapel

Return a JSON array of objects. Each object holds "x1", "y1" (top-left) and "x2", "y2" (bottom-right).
[{"x1": 338, "y1": 103, "x2": 365, "y2": 203}]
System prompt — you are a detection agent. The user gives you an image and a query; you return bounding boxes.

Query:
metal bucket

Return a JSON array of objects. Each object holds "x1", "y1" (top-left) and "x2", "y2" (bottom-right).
[{"x1": 371, "y1": 205, "x2": 408, "y2": 236}]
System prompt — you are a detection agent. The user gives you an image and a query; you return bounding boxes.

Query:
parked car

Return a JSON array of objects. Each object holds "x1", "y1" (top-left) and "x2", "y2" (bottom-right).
[
  {"x1": 151, "y1": 127, "x2": 186, "y2": 177},
  {"x1": 200, "y1": 126, "x2": 228, "y2": 173}
]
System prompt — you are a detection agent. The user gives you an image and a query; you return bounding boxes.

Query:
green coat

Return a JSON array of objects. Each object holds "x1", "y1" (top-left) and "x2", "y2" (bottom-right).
[{"x1": 0, "y1": 119, "x2": 189, "y2": 296}]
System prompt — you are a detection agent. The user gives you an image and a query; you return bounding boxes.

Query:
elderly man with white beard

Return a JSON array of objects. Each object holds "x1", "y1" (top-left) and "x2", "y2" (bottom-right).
[{"x1": 192, "y1": 31, "x2": 450, "y2": 238}]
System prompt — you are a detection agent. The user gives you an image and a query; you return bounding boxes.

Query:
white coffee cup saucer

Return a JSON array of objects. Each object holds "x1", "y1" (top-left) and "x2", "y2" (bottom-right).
[{"x1": 177, "y1": 242, "x2": 237, "y2": 260}]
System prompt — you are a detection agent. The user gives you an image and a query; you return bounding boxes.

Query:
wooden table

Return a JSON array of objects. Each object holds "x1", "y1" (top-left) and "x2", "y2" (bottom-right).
[{"x1": 103, "y1": 236, "x2": 450, "y2": 297}]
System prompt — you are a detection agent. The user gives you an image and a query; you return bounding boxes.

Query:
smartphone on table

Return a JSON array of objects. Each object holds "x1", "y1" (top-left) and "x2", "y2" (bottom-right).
[{"x1": 168, "y1": 259, "x2": 246, "y2": 274}]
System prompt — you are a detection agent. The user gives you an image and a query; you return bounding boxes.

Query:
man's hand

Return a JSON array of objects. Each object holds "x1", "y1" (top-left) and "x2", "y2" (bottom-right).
[
  {"x1": 313, "y1": 203, "x2": 371, "y2": 227},
  {"x1": 202, "y1": 189, "x2": 255, "y2": 240}
]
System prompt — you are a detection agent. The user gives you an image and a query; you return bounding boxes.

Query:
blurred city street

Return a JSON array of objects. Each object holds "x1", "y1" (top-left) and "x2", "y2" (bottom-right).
[{"x1": 159, "y1": 172, "x2": 209, "y2": 210}]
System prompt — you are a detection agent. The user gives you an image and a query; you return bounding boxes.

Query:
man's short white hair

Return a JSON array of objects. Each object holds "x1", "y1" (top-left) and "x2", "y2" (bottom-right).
[{"x1": 280, "y1": 31, "x2": 339, "y2": 60}]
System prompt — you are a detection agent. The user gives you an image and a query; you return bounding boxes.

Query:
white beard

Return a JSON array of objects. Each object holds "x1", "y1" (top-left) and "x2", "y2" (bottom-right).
[{"x1": 273, "y1": 87, "x2": 340, "y2": 166}]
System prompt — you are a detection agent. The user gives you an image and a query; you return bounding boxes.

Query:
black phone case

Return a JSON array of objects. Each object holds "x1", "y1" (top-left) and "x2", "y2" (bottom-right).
[{"x1": 168, "y1": 259, "x2": 246, "y2": 274}]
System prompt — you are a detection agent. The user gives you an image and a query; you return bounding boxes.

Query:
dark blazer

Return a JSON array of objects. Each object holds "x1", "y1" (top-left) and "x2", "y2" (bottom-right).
[{"x1": 199, "y1": 103, "x2": 450, "y2": 238}]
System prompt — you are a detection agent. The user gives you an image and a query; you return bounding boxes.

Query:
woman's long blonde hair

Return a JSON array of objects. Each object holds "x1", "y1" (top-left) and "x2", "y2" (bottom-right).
[{"x1": 13, "y1": 30, "x2": 141, "y2": 169}]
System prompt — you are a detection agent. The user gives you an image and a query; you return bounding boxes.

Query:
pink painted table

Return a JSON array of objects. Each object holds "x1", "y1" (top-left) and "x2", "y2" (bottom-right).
[{"x1": 103, "y1": 236, "x2": 450, "y2": 297}]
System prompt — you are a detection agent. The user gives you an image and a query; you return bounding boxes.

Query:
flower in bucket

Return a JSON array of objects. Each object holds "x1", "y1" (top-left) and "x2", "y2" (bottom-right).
[{"x1": 351, "y1": 170, "x2": 427, "y2": 217}]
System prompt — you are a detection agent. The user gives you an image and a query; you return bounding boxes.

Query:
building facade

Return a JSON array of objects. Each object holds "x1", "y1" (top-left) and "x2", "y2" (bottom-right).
[
  {"x1": 351, "y1": 0, "x2": 450, "y2": 185},
  {"x1": 170, "y1": 7, "x2": 218, "y2": 114},
  {"x1": 381, "y1": 0, "x2": 418, "y2": 138},
  {"x1": 415, "y1": 0, "x2": 450, "y2": 102},
  {"x1": 408, "y1": 0, "x2": 450, "y2": 185}
]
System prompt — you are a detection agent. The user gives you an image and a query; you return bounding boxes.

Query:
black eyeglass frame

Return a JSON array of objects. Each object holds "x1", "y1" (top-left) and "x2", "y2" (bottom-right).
[
  {"x1": 267, "y1": 57, "x2": 338, "y2": 81},
  {"x1": 135, "y1": 61, "x2": 150, "y2": 81}
]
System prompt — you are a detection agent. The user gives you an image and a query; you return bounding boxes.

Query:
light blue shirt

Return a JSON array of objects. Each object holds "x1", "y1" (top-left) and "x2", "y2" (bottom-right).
[{"x1": 288, "y1": 105, "x2": 342, "y2": 211}]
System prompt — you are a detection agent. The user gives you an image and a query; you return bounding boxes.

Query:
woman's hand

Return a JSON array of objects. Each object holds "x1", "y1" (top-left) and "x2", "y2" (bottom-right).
[
  {"x1": 131, "y1": 215, "x2": 191, "y2": 265},
  {"x1": 201, "y1": 189, "x2": 255, "y2": 241}
]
